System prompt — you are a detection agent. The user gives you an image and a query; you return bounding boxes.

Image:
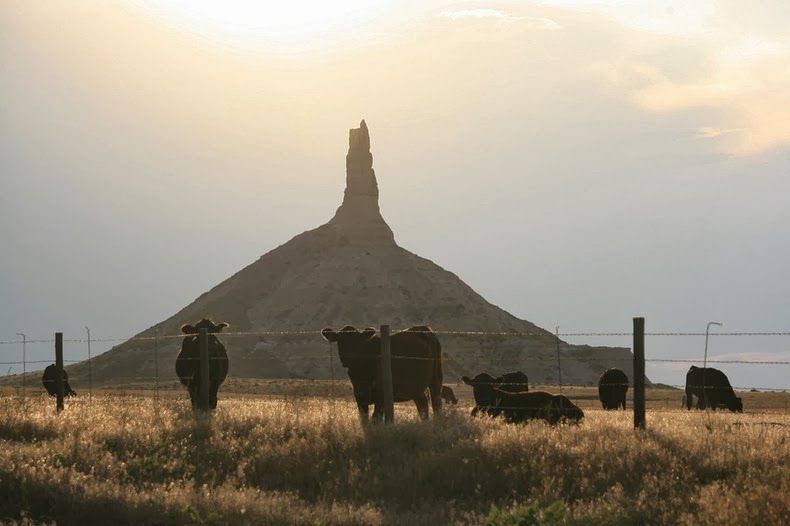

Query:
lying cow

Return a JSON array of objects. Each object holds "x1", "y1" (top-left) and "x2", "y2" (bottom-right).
[
  {"x1": 41, "y1": 364, "x2": 77, "y2": 397},
  {"x1": 685, "y1": 365, "x2": 742, "y2": 413},
  {"x1": 462, "y1": 371, "x2": 529, "y2": 416},
  {"x1": 489, "y1": 390, "x2": 584, "y2": 424}
]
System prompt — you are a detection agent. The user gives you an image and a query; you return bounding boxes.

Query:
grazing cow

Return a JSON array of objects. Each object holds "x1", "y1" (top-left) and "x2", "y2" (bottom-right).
[
  {"x1": 685, "y1": 366, "x2": 742, "y2": 413},
  {"x1": 176, "y1": 318, "x2": 230, "y2": 410},
  {"x1": 461, "y1": 370, "x2": 529, "y2": 416},
  {"x1": 321, "y1": 325, "x2": 443, "y2": 421},
  {"x1": 41, "y1": 364, "x2": 77, "y2": 397},
  {"x1": 489, "y1": 389, "x2": 584, "y2": 424},
  {"x1": 441, "y1": 385, "x2": 459, "y2": 405},
  {"x1": 598, "y1": 368, "x2": 629, "y2": 410}
]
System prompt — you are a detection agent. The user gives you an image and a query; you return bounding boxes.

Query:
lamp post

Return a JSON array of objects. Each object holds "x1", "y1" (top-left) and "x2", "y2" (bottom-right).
[
  {"x1": 16, "y1": 333, "x2": 26, "y2": 400},
  {"x1": 703, "y1": 321, "x2": 723, "y2": 368}
]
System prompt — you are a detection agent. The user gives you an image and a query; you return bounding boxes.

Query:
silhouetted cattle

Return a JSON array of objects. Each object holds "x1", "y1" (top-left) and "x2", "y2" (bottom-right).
[
  {"x1": 321, "y1": 325, "x2": 443, "y2": 421},
  {"x1": 41, "y1": 364, "x2": 76, "y2": 397},
  {"x1": 441, "y1": 385, "x2": 458, "y2": 405},
  {"x1": 489, "y1": 389, "x2": 584, "y2": 424},
  {"x1": 685, "y1": 365, "x2": 742, "y2": 412},
  {"x1": 176, "y1": 318, "x2": 230, "y2": 410},
  {"x1": 461, "y1": 371, "x2": 529, "y2": 416},
  {"x1": 598, "y1": 368, "x2": 629, "y2": 410}
]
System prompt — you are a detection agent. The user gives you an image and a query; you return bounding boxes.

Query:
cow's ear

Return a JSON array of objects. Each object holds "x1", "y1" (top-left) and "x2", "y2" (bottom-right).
[
  {"x1": 461, "y1": 376, "x2": 474, "y2": 385},
  {"x1": 321, "y1": 328, "x2": 337, "y2": 342},
  {"x1": 362, "y1": 327, "x2": 376, "y2": 339},
  {"x1": 216, "y1": 322, "x2": 229, "y2": 332},
  {"x1": 181, "y1": 324, "x2": 196, "y2": 334}
]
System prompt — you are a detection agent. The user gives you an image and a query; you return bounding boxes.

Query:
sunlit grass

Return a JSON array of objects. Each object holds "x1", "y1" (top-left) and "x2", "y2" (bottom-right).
[{"x1": 1, "y1": 394, "x2": 788, "y2": 525}]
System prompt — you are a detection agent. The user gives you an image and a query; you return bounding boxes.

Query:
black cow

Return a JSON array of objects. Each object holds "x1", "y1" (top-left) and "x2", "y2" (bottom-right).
[
  {"x1": 461, "y1": 371, "x2": 529, "y2": 416},
  {"x1": 685, "y1": 365, "x2": 742, "y2": 412},
  {"x1": 176, "y1": 318, "x2": 230, "y2": 410},
  {"x1": 489, "y1": 389, "x2": 584, "y2": 424},
  {"x1": 441, "y1": 385, "x2": 459, "y2": 405},
  {"x1": 321, "y1": 325, "x2": 443, "y2": 421},
  {"x1": 41, "y1": 364, "x2": 77, "y2": 397},
  {"x1": 598, "y1": 368, "x2": 629, "y2": 410}
]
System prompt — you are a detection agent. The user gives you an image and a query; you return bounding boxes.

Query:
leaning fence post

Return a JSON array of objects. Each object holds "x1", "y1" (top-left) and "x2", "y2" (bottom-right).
[
  {"x1": 380, "y1": 324, "x2": 394, "y2": 424},
  {"x1": 633, "y1": 317, "x2": 646, "y2": 430},
  {"x1": 198, "y1": 328, "x2": 210, "y2": 411},
  {"x1": 55, "y1": 332, "x2": 65, "y2": 412}
]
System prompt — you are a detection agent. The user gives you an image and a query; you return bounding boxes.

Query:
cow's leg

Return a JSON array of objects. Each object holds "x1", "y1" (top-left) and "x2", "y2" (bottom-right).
[
  {"x1": 186, "y1": 382, "x2": 199, "y2": 409},
  {"x1": 209, "y1": 383, "x2": 219, "y2": 409},
  {"x1": 358, "y1": 403, "x2": 370, "y2": 423},
  {"x1": 413, "y1": 394, "x2": 430, "y2": 420},
  {"x1": 429, "y1": 382, "x2": 442, "y2": 417},
  {"x1": 685, "y1": 388, "x2": 693, "y2": 410}
]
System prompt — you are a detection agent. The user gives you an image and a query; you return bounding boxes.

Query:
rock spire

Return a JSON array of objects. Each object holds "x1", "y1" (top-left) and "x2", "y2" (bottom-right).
[{"x1": 328, "y1": 120, "x2": 394, "y2": 242}]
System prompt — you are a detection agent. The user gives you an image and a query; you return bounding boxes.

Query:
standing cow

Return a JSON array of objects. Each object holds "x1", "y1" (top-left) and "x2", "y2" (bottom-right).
[
  {"x1": 321, "y1": 325, "x2": 443, "y2": 422},
  {"x1": 685, "y1": 365, "x2": 742, "y2": 412},
  {"x1": 41, "y1": 364, "x2": 77, "y2": 397},
  {"x1": 598, "y1": 368, "x2": 629, "y2": 410},
  {"x1": 462, "y1": 371, "x2": 529, "y2": 416},
  {"x1": 176, "y1": 318, "x2": 230, "y2": 410}
]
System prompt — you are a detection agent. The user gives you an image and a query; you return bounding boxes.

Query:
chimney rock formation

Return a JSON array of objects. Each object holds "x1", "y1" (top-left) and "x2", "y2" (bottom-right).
[{"x1": 59, "y1": 120, "x2": 636, "y2": 388}]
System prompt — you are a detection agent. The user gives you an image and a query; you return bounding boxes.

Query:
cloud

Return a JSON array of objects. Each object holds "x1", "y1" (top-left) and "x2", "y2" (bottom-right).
[
  {"x1": 439, "y1": 9, "x2": 561, "y2": 29},
  {"x1": 589, "y1": 43, "x2": 790, "y2": 156},
  {"x1": 720, "y1": 35, "x2": 788, "y2": 62},
  {"x1": 694, "y1": 127, "x2": 742, "y2": 139},
  {"x1": 708, "y1": 350, "x2": 790, "y2": 364}
]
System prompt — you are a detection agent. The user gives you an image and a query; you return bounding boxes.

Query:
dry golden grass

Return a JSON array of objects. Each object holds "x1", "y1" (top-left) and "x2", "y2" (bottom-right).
[{"x1": 1, "y1": 389, "x2": 788, "y2": 525}]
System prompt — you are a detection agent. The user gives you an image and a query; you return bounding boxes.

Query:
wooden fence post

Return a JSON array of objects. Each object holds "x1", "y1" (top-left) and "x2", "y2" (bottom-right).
[
  {"x1": 198, "y1": 328, "x2": 210, "y2": 411},
  {"x1": 380, "y1": 325, "x2": 394, "y2": 424},
  {"x1": 633, "y1": 317, "x2": 646, "y2": 430},
  {"x1": 55, "y1": 332, "x2": 64, "y2": 412}
]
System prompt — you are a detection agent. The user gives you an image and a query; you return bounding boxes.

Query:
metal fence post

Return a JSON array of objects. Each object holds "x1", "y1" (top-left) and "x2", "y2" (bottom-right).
[
  {"x1": 55, "y1": 332, "x2": 64, "y2": 412},
  {"x1": 633, "y1": 317, "x2": 646, "y2": 430},
  {"x1": 199, "y1": 328, "x2": 210, "y2": 411},
  {"x1": 380, "y1": 325, "x2": 394, "y2": 424}
]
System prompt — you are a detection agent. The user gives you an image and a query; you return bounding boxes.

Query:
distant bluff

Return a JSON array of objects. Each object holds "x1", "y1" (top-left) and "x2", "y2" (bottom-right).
[{"x1": 66, "y1": 120, "x2": 636, "y2": 387}]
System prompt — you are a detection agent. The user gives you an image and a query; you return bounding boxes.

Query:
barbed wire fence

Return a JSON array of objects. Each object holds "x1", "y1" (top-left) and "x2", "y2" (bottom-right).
[{"x1": 1, "y1": 327, "x2": 788, "y2": 414}]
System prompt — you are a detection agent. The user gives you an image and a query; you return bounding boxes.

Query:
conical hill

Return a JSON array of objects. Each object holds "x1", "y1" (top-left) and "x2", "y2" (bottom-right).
[{"x1": 65, "y1": 120, "x2": 634, "y2": 388}]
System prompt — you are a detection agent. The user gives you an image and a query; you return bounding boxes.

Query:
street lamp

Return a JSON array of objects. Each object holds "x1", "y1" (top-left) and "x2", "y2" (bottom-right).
[
  {"x1": 16, "y1": 333, "x2": 26, "y2": 400},
  {"x1": 703, "y1": 321, "x2": 723, "y2": 368}
]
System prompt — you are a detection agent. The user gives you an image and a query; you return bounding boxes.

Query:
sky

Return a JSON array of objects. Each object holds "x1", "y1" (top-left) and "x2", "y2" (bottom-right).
[{"x1": 2, "y1": 0, "x2": 789, "y2": 391}]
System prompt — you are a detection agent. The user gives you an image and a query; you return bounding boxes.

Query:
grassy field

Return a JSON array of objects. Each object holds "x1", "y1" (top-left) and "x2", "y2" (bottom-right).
[{"x1": 1, "y1": 385, "x2": 789, "y2": 525}]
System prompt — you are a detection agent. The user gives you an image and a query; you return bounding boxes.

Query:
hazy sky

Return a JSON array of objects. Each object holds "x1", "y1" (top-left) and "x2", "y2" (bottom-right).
[{"x1": 2, "y1": 0, "x2": 789, "y2": 390}]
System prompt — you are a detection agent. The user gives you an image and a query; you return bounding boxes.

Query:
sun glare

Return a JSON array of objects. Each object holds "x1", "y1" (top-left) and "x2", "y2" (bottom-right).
[{"x1": 124, "y1": 0, "x2": 398, "y2": 53}]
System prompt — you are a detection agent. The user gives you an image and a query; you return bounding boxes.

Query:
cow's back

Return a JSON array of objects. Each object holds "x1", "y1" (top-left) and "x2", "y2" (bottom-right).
[{"x1": 389, "y1": 327, "x2": 442, "y2": 400}]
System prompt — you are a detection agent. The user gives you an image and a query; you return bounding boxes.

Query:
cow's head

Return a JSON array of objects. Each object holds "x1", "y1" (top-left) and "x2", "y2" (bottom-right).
[
  {"x1": 552, "y1": 395, "x2": 584, "y2": 423},
  {"x1": 321, "y1": 326, "x2": 377, "y2": 369},
  {"x1": 441, "y1": 386, "x2": 459, "y2": 405},
  {"x1": 462, "y1": 372, "x2": 499, "y2": 408},
  {"x1": 181, "y1": 318, "x2": 229, "y2": 334},
  {"x1": 734, "y1": 397, "x2": 743, "y2": 412}
]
